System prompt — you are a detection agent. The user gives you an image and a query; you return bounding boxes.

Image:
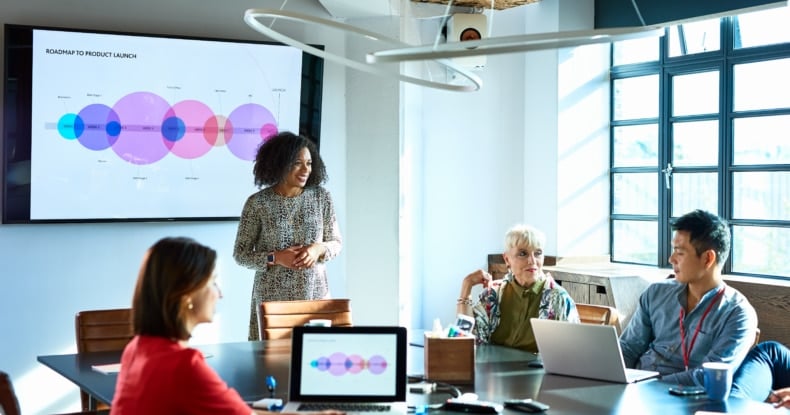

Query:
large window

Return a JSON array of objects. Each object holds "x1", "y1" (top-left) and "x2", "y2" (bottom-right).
[{"x1": 610, "y1": 6, "x2": 790, "y2": 279}]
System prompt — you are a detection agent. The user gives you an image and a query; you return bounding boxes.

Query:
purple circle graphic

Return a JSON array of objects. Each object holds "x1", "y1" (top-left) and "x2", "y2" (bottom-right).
[
  {"x1": 77, "y1": 104, "x2": 120, "y2": 151},
  {"x1": 226, "y1": 103, "x2": 277, "y2": 161},
  {"x1": 166, "y1": 100, "x2": 215, "y2": 159},
  {"x1": 328, "y1": 352, "x2": 347, "y2": 376},
  {"x1": 111, "y1": 92, "x2": 172, "y2": 165},
  {"x1": 368, "y1": 355, "x2": 387, "y2": 375},
  {"x1": 314, "y1": 356, "x2": 331, "y2": 371}
]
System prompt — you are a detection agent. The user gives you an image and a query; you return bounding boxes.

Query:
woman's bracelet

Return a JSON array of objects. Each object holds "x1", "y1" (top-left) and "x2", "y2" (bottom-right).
[{"x1": 456, "y1": 297, "x2": 473, "y2": 306}]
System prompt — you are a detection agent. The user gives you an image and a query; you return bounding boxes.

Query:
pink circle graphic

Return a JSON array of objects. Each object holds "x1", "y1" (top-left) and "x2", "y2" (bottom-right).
[
  {"x1": 166, "y1": 100, "x2": 215, "y2": 159},
  {"x1": 346, "y1": 354, "x2": 365, "y2": 374}
]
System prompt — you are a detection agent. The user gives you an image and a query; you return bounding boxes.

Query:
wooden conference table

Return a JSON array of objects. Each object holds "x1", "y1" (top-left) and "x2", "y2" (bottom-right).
[{"x1": 38, "y1": 337, "x2": 781, "y2": 415}]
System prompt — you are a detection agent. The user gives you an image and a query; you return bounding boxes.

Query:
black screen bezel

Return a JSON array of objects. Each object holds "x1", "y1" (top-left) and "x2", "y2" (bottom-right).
[{"x1": 288, "y1": 326, "x2": 408, "y2": 402}]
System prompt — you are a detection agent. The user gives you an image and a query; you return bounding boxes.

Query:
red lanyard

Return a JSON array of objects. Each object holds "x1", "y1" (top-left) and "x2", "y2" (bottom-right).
[{"x1": 678, "y1": 287, "x2": 725, "y2": 371}]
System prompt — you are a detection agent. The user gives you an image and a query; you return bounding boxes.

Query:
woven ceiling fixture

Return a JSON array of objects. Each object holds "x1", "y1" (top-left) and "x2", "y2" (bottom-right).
[{"x1": 411, "y1": 0, "x2": 540, "y2": 10}]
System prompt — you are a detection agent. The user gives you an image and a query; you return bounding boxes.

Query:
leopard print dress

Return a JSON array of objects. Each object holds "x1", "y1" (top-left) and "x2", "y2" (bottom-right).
[{"x1": 233, "y1": 186, "x2": 342, "y2": 340}]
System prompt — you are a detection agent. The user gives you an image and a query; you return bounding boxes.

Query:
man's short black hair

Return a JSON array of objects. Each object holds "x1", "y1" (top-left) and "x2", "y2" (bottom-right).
[{"x1": 672, "y1": 209, "x2": 731, "y2": 266}]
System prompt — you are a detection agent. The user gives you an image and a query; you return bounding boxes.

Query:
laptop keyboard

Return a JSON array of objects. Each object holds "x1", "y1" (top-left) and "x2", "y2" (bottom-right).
[{"x1": 298, "y1": 403, "x2": 392, "y2": 412}]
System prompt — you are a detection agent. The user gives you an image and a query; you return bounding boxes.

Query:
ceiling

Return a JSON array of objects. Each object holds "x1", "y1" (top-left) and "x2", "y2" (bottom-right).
[
  {"x1": 315, "y1": 0, "x2": 788, "y2": 26},
  {"x1": 315, "y1": 0, "x2": 538, "y2": 18}
]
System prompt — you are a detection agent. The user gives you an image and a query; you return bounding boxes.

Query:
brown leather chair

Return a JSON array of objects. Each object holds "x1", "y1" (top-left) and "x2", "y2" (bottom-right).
[
  {"x1": 487, "y1": 254, "x2": 509, "y2": 280},
  {"x1": 258, "y1": 299, "x2": 352, "y2": 340},
  {"x1": 75, "y1": 308, "x2": 134, "y2": 411},
  {"x1": 576, "y1": 303, "x2": 619, "y2": 327},
  {"x1": 0, "y1": 370, "x2": 20, "y2": 415}
]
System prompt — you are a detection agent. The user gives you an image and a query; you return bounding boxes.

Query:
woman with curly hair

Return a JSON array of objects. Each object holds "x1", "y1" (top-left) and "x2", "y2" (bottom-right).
[{"x1": 233, "y1": 131, "x2": 342, "y2": 340}]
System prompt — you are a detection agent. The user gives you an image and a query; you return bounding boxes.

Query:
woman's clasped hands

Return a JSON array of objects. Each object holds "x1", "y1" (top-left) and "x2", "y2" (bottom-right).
[{"x1": 277, "y1": 244, "x2": 325, "y2": 270}]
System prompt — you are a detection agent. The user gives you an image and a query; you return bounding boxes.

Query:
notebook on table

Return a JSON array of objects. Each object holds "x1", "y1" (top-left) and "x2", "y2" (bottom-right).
[
  {"x1": 530, "y1": 318, "x2": 660, "y2": 384},
  {"x1": 282, "y1": 325, "x2": 409, "y2": 414}
]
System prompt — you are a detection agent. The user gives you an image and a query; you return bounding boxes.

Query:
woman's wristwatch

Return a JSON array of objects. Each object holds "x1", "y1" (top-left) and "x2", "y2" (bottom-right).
[{"x1": 266, "y1": 252, "x2": 275, "y2": 265}]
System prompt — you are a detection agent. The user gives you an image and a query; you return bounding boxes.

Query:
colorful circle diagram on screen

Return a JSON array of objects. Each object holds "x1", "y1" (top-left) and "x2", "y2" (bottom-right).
[
  {"x1": 55, "y1": 91, "x2": 278, "y2": 165},
  {"x1": 310, "y1": 353, "x2": 389, "y2": 376}
]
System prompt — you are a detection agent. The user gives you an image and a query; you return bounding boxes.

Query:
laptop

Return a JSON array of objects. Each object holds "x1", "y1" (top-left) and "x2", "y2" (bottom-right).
[
  {"x1": 530, "y1": 318, "x2": 660, "y2": 384},
  {"x1": 282, "y1": 325, "x2": 409, "y2": 414}
]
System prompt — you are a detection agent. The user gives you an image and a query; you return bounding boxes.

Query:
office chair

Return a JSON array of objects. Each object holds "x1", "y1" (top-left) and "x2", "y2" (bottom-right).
[
  {"x1": 75, "y1": 308, "x2": 134, "y2": 411},
  {"x1": 1, "y1": 370, "x2": 108, "y2": 415},
  {"x1": 0, "y1": 371, "x2": 20, "y2": 415},
  {"x1": 258, "y1": 299, "x2": 352, "y2": 340}
]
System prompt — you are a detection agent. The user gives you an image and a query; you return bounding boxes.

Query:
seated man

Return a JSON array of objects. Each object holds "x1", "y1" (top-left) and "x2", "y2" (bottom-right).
[
  {"x1": 456, "y1": 224, "x2": 579, "y2": 353},
  {"x1": 731, "y1": 341, "x2": 790, "y2": 408},
  {"x1": 619, "y1": 209, "x2": 758, "y2": 386}
]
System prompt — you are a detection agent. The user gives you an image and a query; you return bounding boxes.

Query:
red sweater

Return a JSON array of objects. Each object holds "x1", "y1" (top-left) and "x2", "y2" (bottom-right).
[{"x1": 110, "y1": 335, "x2": 252, "y2": 415}]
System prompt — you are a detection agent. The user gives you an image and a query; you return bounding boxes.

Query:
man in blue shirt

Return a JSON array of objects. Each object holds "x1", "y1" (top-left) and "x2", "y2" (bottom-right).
[{"x1": 619, "y1": 209, "x2": 758, "y2": 386}]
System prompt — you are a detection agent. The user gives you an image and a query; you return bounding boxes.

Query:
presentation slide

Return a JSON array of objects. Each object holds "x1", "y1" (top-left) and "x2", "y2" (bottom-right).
[
  {"x1": 29, "y1": 28, "x2": 303, "y2": 220},
  {"x1": 300, "y1": 333, "x2": 398, "y2": 396}
]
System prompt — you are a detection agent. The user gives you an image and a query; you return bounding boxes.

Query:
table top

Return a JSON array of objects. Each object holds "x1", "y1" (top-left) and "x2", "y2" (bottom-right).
[{"x1": 38, "y1": 337, "x2": 783, "y2": 415}]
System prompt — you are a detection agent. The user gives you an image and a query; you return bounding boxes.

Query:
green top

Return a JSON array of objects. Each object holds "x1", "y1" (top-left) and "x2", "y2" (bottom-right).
[{"x1": 490, "y1": 278, "x2": 546, "y2": 352}]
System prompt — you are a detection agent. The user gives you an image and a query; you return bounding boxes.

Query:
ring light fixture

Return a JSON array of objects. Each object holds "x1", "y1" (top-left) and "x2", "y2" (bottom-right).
[
  {"x1": 244, "y1": 9, "x2": 483, "y2": 92},
  {"x1": 366, "y1": 25, "x2": 665, "y2": 63}
]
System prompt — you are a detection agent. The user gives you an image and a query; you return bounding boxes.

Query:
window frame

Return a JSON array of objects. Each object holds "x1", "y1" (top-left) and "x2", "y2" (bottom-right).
[{"x1": 609, "y1": 14, "x2": 790, "y2": 280}]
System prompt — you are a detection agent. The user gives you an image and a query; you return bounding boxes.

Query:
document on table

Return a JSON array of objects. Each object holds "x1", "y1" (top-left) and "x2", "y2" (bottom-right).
[{"x1": 91, "y1": 363, "x2": 121, "y2": 374}]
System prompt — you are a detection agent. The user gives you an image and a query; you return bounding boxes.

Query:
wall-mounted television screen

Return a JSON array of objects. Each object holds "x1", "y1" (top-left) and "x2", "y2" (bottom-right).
[{"x1": 2, "y1": 24, "x2": 324, "y2": 224}]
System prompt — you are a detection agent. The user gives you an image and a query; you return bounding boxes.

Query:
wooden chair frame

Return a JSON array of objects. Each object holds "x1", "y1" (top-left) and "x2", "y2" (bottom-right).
[
  {"x1": 75, "y1": 308, "x2": 134, "y2": 411},
  {"x1": 576, "y1": 303, "x2": 620, "y2": 328},
  {"x1": 257, "y1": 299, "x2": 352, "y2": 340}
]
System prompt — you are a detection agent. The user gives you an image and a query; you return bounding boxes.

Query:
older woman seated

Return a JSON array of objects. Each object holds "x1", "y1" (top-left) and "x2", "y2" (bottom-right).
[{"x1": 456, "y1": 224, "x2": 579, "y2": 353}]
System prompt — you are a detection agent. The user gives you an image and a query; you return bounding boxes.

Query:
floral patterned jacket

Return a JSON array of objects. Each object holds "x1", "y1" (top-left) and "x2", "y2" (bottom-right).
[{"x1": 471, "y1": 272, "x2": 579, "y2": 344}]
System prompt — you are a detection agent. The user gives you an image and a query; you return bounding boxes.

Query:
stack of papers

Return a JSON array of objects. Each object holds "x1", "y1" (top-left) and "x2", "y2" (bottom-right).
[{"x1": 91, "y1": 363, "x2": 121, "y2": 374}]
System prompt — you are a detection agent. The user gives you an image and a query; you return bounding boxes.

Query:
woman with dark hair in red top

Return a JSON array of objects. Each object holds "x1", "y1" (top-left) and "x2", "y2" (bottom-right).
[{"x1": 111, "y1": 237, "x2": 341, "y2": 415}]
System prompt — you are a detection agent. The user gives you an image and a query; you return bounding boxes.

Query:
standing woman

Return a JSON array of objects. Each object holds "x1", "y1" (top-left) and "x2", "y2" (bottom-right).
[{"x1": 234, "y1": 131, "x2": 342, "y2": 340}]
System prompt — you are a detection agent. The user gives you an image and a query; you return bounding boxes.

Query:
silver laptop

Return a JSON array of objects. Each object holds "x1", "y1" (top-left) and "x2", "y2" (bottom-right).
[
  {"x1": 530, "y1": 318, "x2": 660, "y2": 384},
  {"x1": 282, "y1": 326, "x2": 409, "y2": 414}
]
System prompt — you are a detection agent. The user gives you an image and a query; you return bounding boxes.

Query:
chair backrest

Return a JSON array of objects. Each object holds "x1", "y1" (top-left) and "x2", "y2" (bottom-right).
[
  {"x1": 576, "y1": 303, "x2": 619, "y2": 327},
  {"x1": 487, "y1": 254, "x2": 509, "y2": 280},
  {"x1": 75, "y1": 308, "x2": 134, "y2": 410},
  {"x1": 75, "y1": 308, "x2": 134, "y2": 353},
  {"x1": 0, "y1": 371, "x2": 106, "y2": 415},
  {"x1": 258, "y1": 299, "x2": 352, "y2": 340},
  {"x1": 0, "y1": 371, "x2": 21, "y2": 415}
]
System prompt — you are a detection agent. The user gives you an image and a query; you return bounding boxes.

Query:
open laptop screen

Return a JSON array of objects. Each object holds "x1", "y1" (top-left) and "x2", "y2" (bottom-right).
[{"x1": 289, "y1": 326, "x2": 408, "y2": 402}]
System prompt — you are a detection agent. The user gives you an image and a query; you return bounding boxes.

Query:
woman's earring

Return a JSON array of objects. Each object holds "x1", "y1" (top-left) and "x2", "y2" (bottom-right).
[{"x1": 187, "y1": 299, "x2": 194, "y2": 310}]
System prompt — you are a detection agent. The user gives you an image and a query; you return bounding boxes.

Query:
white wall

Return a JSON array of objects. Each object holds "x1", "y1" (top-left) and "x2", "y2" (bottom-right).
[
  {"x1": 0, "y1": 0, "x2": 613, "y2": 413},
  {"x1": 415, "y1": 0, "x2": 611, "y2": 329}
]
